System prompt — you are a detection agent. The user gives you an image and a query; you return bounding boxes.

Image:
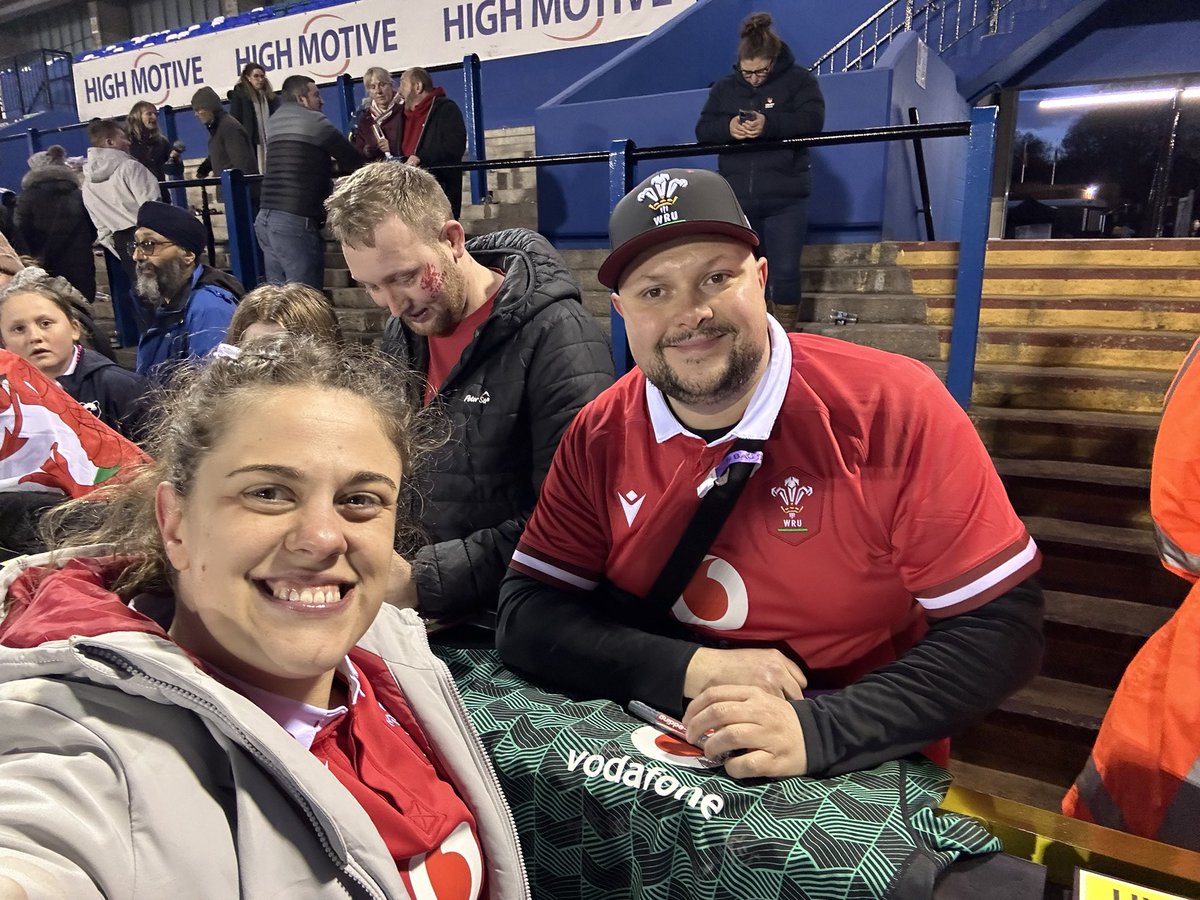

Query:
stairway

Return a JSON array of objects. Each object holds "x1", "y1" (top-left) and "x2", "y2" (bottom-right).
[{"x1": 891, "y1": 238, "x2": 1198, "y2": 809}]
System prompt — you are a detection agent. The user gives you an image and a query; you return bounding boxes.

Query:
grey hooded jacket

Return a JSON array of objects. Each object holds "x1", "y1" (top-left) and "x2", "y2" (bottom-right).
[{"x1": 0, "y1": 548, "x2": 528, "y2": 900}]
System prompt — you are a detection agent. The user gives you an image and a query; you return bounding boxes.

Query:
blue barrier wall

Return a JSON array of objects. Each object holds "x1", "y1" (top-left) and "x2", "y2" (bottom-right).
[{"x1": 536, "y1": 23, "x2": 969, "y2": 246}]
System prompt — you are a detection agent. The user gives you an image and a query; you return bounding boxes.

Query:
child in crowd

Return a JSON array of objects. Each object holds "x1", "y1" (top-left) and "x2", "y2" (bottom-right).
[
  {"x1": 0, "y1": 267, "x2": 149, "y2": 441},
  {"x1": 0, "y1": 335, "x2": 526, "y2": 899},
  {"x1": 225, "y1": 282, "x2": 343, "y2": 345}
]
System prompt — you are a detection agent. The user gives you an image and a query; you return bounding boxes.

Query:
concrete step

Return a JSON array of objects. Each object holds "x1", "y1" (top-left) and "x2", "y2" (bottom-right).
[
  {"x1": 968, "y1": 363, "x2": 1174, "y2": 413},
  {"x1": 971, "y1": 407, "x2": 1161, "y2": 469},
  {"x1": 953, "y1": 326, "x2": 1194, "y2": 371},
  {"x1": 808, "y1": 293, "x2": 928, "y2": 325},
  {"x1": 898, "y1": 237, "x2": 1200, "y2": 271},
  {"x1": 1042, "y1": 590, "x2": 1172, "y2": 691},
  {"x1": 1023, "y1": 515, "x2": 1188, "y2": 609},
  {"x1": 926, "y1": 295, "x2": 1200, "y2": 332},
  {"x1": 946, "y1": 759, "x2": 1067, "y2": 813},
  {"x1": 801, "y1": 266, "x2": 913, "y2": 294},
  {"x1": 911, "y1": 263, "x2": 1200, "y2": 299},
  {"x1": 803, "y1": 242, "x2": 901, "y2": 268},
  {"x1": 952, "y1": 675, "x2": 1112, "y2": 791},
  {"x1": 995, "y1": 459, "x2": 1151, "y2": 531},
  {"x1": 799, "y1": 323, "x2": 940, "y2": 360},
  {"x1": 328, "y1": 287, "x2": 375, "y2": 309},
  {"x1": 333, "y1": 308, "x2": 386, "y2": 334}
]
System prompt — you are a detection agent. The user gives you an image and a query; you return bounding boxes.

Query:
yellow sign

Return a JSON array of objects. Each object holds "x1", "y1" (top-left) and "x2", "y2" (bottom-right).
[{"x1": 1076, "y1": 868, "x2": 1195, "y2": 900}]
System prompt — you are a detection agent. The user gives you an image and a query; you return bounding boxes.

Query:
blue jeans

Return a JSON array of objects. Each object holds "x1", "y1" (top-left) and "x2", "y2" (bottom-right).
[
  {"x1": 254, "y1": 208, "x2": 325, "y2": 290},
  {"x1": 745, "y1": 198, "x2": 809, "y2": 311}
]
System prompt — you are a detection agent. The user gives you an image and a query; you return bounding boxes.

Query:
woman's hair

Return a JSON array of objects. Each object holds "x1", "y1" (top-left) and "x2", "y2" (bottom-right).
[
  {"x1": 238, "y1": 62, "x2": 275, "y2": 101},
  {"x1": 363, "y1": 66, "x2": 392, "y2": 89},
  {"x1": 737, "y1": 12, "x2": 782, "y2": 64},
  {"x1": 42, "y1": 335, "x2": 441, "y2": 597},
  {"x1": 226, "y1": 283, "x2": 343, "y2": 345},
  {"x1": 126, "y1": 100, "x2": 159, "y2": 141},
  {"x1": 0, "y1": 267, "x2": 83, "y2": 338}
]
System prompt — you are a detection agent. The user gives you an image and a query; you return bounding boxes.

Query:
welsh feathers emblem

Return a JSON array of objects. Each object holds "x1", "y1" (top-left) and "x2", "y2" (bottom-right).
[
  {"x1": 637, "y1": 172, "x2": 689, "y2": 224},
  {"x1": 766, "y1": 467, "x2": 823, "y2": 546}
]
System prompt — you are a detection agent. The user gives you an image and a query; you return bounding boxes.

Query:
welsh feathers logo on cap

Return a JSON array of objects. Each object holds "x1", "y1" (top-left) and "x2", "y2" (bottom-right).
[
  {"x1": 597, "y1": 167, "x2": 760, "y2": 289},
  {"x1": 637, "y1": 172, "x2": 689, "y2": 223}
]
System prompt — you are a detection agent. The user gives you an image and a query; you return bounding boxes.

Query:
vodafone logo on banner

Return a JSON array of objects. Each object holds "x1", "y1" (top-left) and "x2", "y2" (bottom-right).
[
  {"x1": 407, "y1": 821, "x2": 483, "y2": 900},
  {"x1": 671, "y1": 555, "x2": 748, "y2": 631}
]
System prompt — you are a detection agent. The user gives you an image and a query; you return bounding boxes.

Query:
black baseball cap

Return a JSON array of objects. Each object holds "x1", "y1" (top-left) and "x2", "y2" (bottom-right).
[{"x1": 597, "y1": 168, "x2": 760, "y2": 289}]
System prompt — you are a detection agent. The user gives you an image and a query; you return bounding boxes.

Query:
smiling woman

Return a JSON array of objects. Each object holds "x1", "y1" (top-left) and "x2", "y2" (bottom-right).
[{"x1": 0, "y1": 336, "x2": 528, "y2": 900}]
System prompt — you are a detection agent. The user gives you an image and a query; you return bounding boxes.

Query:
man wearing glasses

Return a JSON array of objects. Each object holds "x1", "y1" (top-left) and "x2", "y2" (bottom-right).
[{"x1": 131, "y1": 201, "x2": 242, "y2": 379}]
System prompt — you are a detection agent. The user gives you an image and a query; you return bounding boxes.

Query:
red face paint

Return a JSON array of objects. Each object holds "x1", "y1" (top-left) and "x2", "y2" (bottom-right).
[{"x1": 420, "y1": 263, "x2": 445, "y2": 295}]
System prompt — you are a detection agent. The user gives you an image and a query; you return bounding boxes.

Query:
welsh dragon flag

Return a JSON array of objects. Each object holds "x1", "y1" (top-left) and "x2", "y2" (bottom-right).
[{"x1": 1, "y1": 351, "x2": 148, "y2": 498}]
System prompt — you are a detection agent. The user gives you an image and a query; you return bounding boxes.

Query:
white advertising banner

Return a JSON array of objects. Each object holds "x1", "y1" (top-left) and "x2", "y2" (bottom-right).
[{"x1": 74, "y1": 0, "x2": 693, "y2": 119}]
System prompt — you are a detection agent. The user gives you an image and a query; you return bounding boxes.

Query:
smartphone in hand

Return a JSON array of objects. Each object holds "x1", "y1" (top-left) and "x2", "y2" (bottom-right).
[{"x1": 738, "y1": 109, "x2": 756, "y2": 123}]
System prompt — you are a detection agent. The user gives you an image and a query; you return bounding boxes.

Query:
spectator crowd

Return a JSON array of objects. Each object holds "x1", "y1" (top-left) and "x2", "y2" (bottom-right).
[{"x1": 0, "y1": 12, "x2": 1195, "y2": 900}]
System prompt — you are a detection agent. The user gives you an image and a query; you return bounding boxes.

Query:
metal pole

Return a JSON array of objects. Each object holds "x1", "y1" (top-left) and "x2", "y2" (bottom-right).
[
  {"x1": 608, "y1": 139, "x2": 636, "y2": 375},
  {"x1": 221, "y1": 168, "x2": 260, "y2": 288},
  {"x1": 463, "y1": 54, "x2": 489, "y2": 207},
  {"x1": 334, "y1": 73, "x2": 355, "y2": 135},
  {"x1": 946, "y1": 105, "x2": 998, "y2": 409},
  {"x1": 908, "y1": 107, "x2": 936, "y2": 240},
  {"x1": 1148, "y1": 88, "x2": 1183, "y2": 238}
]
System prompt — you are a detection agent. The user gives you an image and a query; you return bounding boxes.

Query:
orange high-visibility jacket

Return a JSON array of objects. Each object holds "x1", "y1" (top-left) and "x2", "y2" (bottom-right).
[{"x1": 1061, "y1": 336, "x2": 1200, "y2": 848}]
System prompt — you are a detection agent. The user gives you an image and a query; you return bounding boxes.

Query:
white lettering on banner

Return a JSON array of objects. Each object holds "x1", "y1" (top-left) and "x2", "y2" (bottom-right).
[
  {"x1": 74, "y1": 0, "x2": 695, "y2": 120},
  {"x1": 564, "y1": 748, "x2": 726, "y2": 819}
]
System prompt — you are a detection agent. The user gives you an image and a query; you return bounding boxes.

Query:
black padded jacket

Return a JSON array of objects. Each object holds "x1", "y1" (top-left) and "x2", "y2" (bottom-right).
[
  {"x1": 259, "y1": 101, "x2": 363, "y2": 220},
  {"x1": 382, "y1": 228, "x2": 613, "y2": 620},
  {"x1": 695, "y1": 41, "x2": 825, "y2": 206}
]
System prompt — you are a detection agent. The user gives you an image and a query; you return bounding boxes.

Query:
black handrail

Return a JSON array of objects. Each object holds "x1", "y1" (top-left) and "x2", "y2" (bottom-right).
[{"x1": 423, "y1": 120, "x2": 971, "y2": 174}]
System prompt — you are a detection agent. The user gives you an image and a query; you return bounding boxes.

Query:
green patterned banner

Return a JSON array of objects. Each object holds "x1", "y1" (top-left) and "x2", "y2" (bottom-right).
[{"x1": 435, "y1": 646, "x2": 1003, "y2": 899}]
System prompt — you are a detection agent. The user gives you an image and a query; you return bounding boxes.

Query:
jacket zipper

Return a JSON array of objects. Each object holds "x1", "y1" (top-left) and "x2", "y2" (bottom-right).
[
  {"x1": 78, "y1": 644, "x2": 380, "y2": 900},
  {"x1": 412, "y1": 624, "x2": 532, "y2": 899}
]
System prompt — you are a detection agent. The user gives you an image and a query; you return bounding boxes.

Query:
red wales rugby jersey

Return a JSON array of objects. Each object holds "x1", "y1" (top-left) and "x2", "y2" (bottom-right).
[{"x1": 512, "y1": 323, "x2": 1040, "y2": 676}]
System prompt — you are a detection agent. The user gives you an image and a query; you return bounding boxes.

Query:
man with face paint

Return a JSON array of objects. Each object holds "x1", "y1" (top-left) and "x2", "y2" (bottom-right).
[
  {"x1": 326, "y1": 162, "x2": 613, "y2": 624},
  {"x1": 496, "y1": 168, "x2": 1046, "y2": 782}
]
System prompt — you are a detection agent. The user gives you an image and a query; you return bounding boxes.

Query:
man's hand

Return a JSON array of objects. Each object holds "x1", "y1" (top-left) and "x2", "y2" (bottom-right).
[
  {"x1": 684, "y1": 684, "x2": 809, "y2": 778},
  {"x1": 377, "y1": 136, "x2": 391, "y2": 156},
  {"x1": 683, "y1": 646, "x2": 807, "y2": 700},
  {"x1": 405, "y1": 154, "x2": 421, "y2": 167},
  {"x1": 385, "y1": 551, "x2": 419, "y2": 609}
]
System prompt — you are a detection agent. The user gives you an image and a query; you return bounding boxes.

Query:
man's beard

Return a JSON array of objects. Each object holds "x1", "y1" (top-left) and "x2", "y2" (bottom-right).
[
  {"x1": 136, "y1": 256, "x2": 192, "y2": 307},
  {"x1": 642, "y1": 323, "x2": 764, "y2": 410}
]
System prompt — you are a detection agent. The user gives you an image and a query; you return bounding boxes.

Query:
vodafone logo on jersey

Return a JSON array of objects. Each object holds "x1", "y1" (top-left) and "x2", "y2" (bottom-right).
[
  {"x1": 671, "y1": 555, "x2": 748, "y2": 631},
  {"x1": 630, "y1": 726, "x2": 722, "y2": 770},
  {"x1": 406, "y1": 821, "x2": 483, "y2": 900}
]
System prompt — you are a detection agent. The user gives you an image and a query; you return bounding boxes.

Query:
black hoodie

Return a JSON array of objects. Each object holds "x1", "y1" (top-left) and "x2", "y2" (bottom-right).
[{"x1": 56, "y1": 347, "x2": 151, "y2": 443}]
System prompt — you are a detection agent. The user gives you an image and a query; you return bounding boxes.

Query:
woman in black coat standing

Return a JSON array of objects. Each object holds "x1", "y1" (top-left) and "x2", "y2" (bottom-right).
[
  {"x1": 695, "y1": 12, "x2": 825, "y2": 329},
  {"x1": 227, "y1": 62, "x2": 278, "y2": 173},
  {"x1": 15, "y1": 145, "x2": 97, "y2": 303}
]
